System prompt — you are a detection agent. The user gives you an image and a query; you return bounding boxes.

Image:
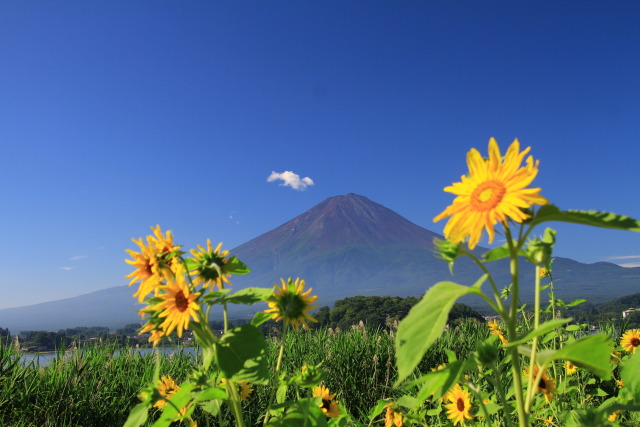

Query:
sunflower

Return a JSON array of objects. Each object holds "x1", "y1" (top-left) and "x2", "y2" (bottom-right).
[
  {"x1": 152, "y1": 267, "x2": 201, "y2": 337},
  {"x1": 524, "y1": 365, "x2": 556, "y2": 403},
  {"x1": 433, "y1": 138, "x2": 548, "y2": 249},
  {"x1": 125, "y1": 236, "x2": 162, "y2": 302},
  {"x1": 444, "y1": 384, "x2": 473, "y2": 425},
  {"x1": 621, "y1": 329, "x2": 640, "y2": 353},
  {"x1": 149, "y1": 225, "x2": 181, "y2": 281},
  {"x1": 384, "y1": 403, "x2": 403, "y2": 427},
  {"x1": 220, "y1": 378, "x2": 253, "y2": 401},
  {"x1": 540, "y1": 268, "x2": 549, "y2": 278},
  {"x1": 189, "y1": 239, "x2": 232, "y2": 291},
  {"x1": 487, "y1": 319, "x2": 509, "y2": 344},
  {"x1": 609, "y1": 410, "x2": 621, "y2": 422},
  {"x1": 312, "y1": 385, "x2": 341, "y2": 418},
  {"x1": 154, "y1": 375, "x2": 180, "y2": 409},
  {"x1": 565, "y1": 361, "x2": 578, "y2": 375},
  {"x1": 265, "y1": 278, "x2": 319, "y2": 331}
]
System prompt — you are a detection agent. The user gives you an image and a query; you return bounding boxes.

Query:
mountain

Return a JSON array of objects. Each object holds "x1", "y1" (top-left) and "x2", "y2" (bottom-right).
[{"x1": 1, "y1": 193, "x2": 639, "y2": 333}]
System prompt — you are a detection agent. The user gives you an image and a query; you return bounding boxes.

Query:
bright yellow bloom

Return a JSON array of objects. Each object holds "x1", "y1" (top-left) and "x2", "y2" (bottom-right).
[
  {"x1": 621, "y1": 329, "x2": 640, "y2": 353},
  {"x1": 220, "y1": 378, "x2": 253, "y2": 401},
  {"x1": 565, "y1": 360, "x2": 578, "y2": 375},
  {"x1": 433, "y1": 138, "x2": 548, "y2": 249},
  {"x1": 524, "y1": 365, "x2": 556, "y2": 403},
  {"x1": 544, "y1": 416, "x2": 555, "y2": 426},
  {"x1": 608, "y1": 410, "x2": 620, "y2": 422},
  {"x1": 189, "y1": 240, "x2": 232, "y2": 291},
  {"x1": 154, "y1": 375, "x2": 180, "y2": 409},
  {"x1": 487, "y1": 319, "x2": 508, "y2": 344},
  {"x1": 540, "y1": 268, "x2": 549, "y2": 278},
  {"x1": 152, "y1": 267, "x2": 201, "y2": 337},
  {"x1": 125, "y1": 236, "x2": 162, "y2": 302},
  {"x1": 617, "y1": 379, "x2": 625, "y2": 389},
  {"x1": 384, "y1": 403, "x2": 403, "y2": 427},
  {"x1": 312, "y1": 385, "x2": 341, "y2": 418},
  {"x1": 265, "y1": 278, "x2": 319, "y2": 331},
  {"x1": 444, "y1": 384, "x2": 473, "y2": 425}
]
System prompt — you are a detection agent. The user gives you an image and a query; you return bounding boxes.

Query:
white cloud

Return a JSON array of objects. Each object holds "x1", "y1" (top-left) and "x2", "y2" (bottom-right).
[
  {"x1": 619, "y1": 262, "x2": 640, "y2": 268},
  {"x1": 59, "y1": 267, "x2": 73, "y2": 271},
  {"x1": 267, "y1": 171, "x2": 314, "y2": 191},
  {"x1": 70, "y1": 255, "x2": 88, "y2": 261},
  {"x1": 606, "y1": 255, "x2": 640, "y2": 268},
  {"x1": 607, "y1": 255, "x2": 640, "y2": 260}
]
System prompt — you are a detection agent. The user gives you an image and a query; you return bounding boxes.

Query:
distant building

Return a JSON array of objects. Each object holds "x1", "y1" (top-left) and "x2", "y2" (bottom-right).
[{"x1": 622, "y1": 308, "x2": 640, "y2": 318}]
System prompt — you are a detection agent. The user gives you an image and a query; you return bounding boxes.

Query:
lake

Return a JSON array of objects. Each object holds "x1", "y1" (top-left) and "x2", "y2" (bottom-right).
[{"x1": 19, "y1": 346, "x2": 198, "y2": 367}]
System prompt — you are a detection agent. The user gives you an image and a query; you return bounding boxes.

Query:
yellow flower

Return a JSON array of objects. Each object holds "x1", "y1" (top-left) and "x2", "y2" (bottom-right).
[
  {"x1": 433, "y1": 138, "x2": 548, "y2": 249},
  {"x1": 312, "y1": 385, "x2": 341, "y2": 418},
  {"x1": 220, "y1": 378, "x2": 253, "y2": 401},
  {"x1": 544, "y1": 416, "x2": 555, "y2": 425},
  {"x1": 540, "y1": 268, "x2": 549, "y2": 278},
  {"x1": 265, "y1": 278, "x2": 319, "y2": 331},
  {"x1": 154, "y1": 375, "x2": 180, "y2": 409},
  {"x1": 565, "y1": 360, "x2": 578, "y2": 375},
  {"x1": 152, "y1": 267, "x2": 201, "y2": 337},
  {"x1": 621, "y1": 329, "x2": 640, "y2": 353},
  {"x1": 125, "y1": 236, "x2": 162, "y2": 302},
  {"x1": 608, "y1": 410, "x2": 620, "y2": 422},
  {"x1": 524, "y1": 365, "x2": 556, "y2": 403},
  {"x1": 487, "y1": 319, "x2": 508, "y2": 344},
  {"x1": 431, "y1": 363, "x2": 447, "y2": 372},
  {"x1": 384, "y1": 403, "x2": 403, "y2": 427},
  {"x1": 616, "y1": 379, "x2": 625, "y2": 389},
  {"x1": 444, "y1": 384, "x2": 473, "y2": 425},
  {"x1": 189, "y1": 240, "x2": 233, "y2": 291}
]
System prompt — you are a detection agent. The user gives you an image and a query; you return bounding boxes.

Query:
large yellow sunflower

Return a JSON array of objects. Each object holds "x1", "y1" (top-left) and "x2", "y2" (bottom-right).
[
  {"x1": 444, "y1": 384, "x2": 473, "y2": 425},
  {"x1": 153, "y1": 268, "x2": 201, "y2": 337},
  {"x1": 524, "y1": 365, "x2": 556, "y2": 403},
  {"x1": 125, "y1": 236, "x2": 162, "y2": 302},
  {"x1": 265, "y1": 278, "x2": 319, "y2": 331},
  {"x1": 189, "y1": 239, "x2": 233, "y2": 291},
  {"x1": 621, "y1": 329, "x2": 640, "y2": 354},
  {"x1": 312, "y1": 385, "x2": 341, "y2": 418},
  {"x1": 433, "y1": 138, "x2": 548, "y2": 249}
]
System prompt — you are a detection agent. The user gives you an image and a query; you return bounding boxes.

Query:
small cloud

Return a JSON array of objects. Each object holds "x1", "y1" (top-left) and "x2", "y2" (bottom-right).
[
  {"x1": 70, "y1": 255, "x2": 88, "y2": 261},
  {"x1": 267, "y1": 170, "x2": 314, "y2": 191},
  {"x1": 619, "y1": 262, "x2": 640, "y2": 268},
  {"x1": 607, "y1": 255, "x2": 640, "y2": 260},
  {"x1": 59, "y1": 267, "x2": 73, "y2": 271}
]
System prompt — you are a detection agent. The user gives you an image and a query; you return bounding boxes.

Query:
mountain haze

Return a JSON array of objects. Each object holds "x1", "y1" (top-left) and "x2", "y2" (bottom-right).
[{"x1": 1, "y1": 193, "x2": 639, "y2": 333}]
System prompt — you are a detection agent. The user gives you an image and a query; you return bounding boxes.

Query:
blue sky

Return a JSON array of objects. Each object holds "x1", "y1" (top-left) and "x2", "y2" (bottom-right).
[{"x1": 1, "y1": 1, "x2": 639, "y2": 309}]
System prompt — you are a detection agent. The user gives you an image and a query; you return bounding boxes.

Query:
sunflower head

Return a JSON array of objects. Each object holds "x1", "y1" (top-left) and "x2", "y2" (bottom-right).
[
  {"x1": 433, "y1": 138, "x2": 548, "y2": 249},
  {"x1": 487, "y1": 319, "x2": 508, "y2": 345},
  {"x1": 220, "y1": 378, "x2": 253, "y2": 401},
  {"x1": 151, "y1": 266, "x2": 201, "y2": 337},
  {"x1": 444, "y1": 384, "x2": 473, "y2": 425},
  {"x1": 383, "y1": 403, "x2": 403, "y2": 427},
  {"x1": 265, "y1": 278, "x2": 319, "y2": 331},
  {"x1": 565, "y1": 360, "x2": 578, "y2": 375},
  {"x1": 524, "y1": 365, "x2": 556, "y2": 403},
  {"x1": 621, "y1": 329, "x2": 640, "y2": 354},
  {"x1": 126, "y1": 236, "x2": 163, "y2": 302},
  {"x1": 189, "y1": 240, "x2": 233, "y2": 291},
  {"x1": 312, "y1": 385, "x2": 341, "y2": 418},
  {"x1": 154, "y1": 375, "x2": 180, "y2": 409}
]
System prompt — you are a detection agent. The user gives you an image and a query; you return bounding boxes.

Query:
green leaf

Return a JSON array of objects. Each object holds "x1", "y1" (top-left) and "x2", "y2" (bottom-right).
[
  {"x1": 214, "y1": 324, "x2": 269, "y2": 384},
  {"x1": 251, "y1": 311, "x2": 273, "y2": 327},
  {"x1": 222, "y1": 287, "x2": 274, "y2": 305},
  {"x1": 192, "y1": 387, "x2": 226, "y2": 402},
  {"x1": 536, "y1": 333, "x2": 612, "y2": 379},
  {"x1": 396, "y1": 395, "x2": 420, "y2": 409},
  {"x1": 530, "y1": 204, "x2": 640, "y2": 232},
  {"x1": 152, "y1": 380, "x2": 195, "y2": 426},
  {"x1": 504, "y1": 318, "x2": 571, "y2": 347},
  {"x1": 183, "y1": 257, "x2": 198, "y2": 271},
  {"x1": 202, "y1": 289, "x2": 231, "y2": 303},
  {"x1": 482, "y1": 245, "x2": 510, "y2": 261},
  {"x1": 368, "y1": 400, "x2": 389, "y2": 423},
  {"x1": 395, "y1": 278, "x2": 485, "y2": 385},
  {"x1": 412, "y1": 359, "x2": 468, "y2": 405},
  {"x1": 621, "y1": 350, "x2": 640, "y2": 401},
  {"x1": 226, "y1": 256, "x2": 251, "y2": 275},
  {"x1": 123, "y1": 402, "x2": 149, "y2": 427},
  {"x1": 567, "y1": 299, "x2": 586, "y2": 307}
]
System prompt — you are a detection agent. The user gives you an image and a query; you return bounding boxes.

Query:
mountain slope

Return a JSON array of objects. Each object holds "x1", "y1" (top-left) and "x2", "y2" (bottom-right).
[{"x1": 1, "y1": 193, "x2": 638, "y2": 333}]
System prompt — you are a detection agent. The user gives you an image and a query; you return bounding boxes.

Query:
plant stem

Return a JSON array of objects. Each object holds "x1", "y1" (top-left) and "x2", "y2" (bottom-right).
[
  {"x1": 525, "y1": 266, "x2": 542, "y2": 412},
  {"x1": 263, "y1": 323, "x2": 287, "y2": 426}
]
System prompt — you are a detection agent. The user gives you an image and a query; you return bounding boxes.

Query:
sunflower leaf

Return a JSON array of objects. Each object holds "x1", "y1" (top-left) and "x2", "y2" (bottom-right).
[
  {"x1": 503, "y1": 318, "x2": 571, "y2": 347},
  {"x1": 123, "y1": 402, "x2": 149, "y2": 427},
  {"x1": 530, "y1": 205, "x2": 640, "y2": 232},
  {"x1": 251, "y1": 311, "x2": 273, "y2": 327},
  {"x1": 225, "y1": 256, "x2": 251, "y2": 275},
  {"x1": 395, "y1": 278, "x2": 485, "y2": 385},
  {"x1": 219, "y1": 287, "x2": 274, "y2": 305},
  {"x1": 214, "y1": 324, "x2": 269, "y2": 384},
  {"x1": 621, "y1": 350, "x2": 640, "y2": 401},
  {"x1": 536, "y1": 333, "x2": 612, "y2": 379}
]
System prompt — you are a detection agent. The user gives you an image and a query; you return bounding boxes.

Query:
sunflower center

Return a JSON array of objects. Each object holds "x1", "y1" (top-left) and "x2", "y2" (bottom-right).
[
  {"x1": 456, "y1": 398, "x2": 465, "y2": 411},
  {"x1": 175, "y1": 291, "x2": 189, "y2": 312},
  {"x1": 470, "y1": 180, "x2": 507, "y2": 212},
  {"x1": 321, "y1": 399, "x2": 332, "y2": 411},
  {"x1": 539, "y1": 378, "x2": 547, "y2": 390},
  {"x1": 632, "y1": 337, "x2": 640, "y2": 347}
]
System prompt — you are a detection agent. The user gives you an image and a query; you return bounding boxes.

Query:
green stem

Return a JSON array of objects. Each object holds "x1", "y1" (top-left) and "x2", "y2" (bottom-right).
[
  {"x1": 505, "y1": 226, "x2": 528, "y2": 427},
  {"x1": 490, "y1": 360, "x2": 514, "y2": 427},
  {"x1": 464, "y1": 250, "x2": 507, "y2": 315},
  {"x1": 525, "y1": 266, "x2": 542, "y2": 412},
  {"x1": 263, "y1": 323, "x2": 287, "y2": 426}
]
